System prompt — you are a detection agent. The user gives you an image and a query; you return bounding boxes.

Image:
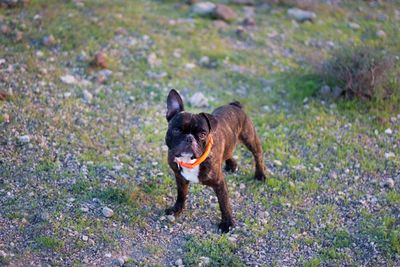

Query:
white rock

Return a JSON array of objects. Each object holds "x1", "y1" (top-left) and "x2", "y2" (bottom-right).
[
  {"x1": 287, "y1": 8, "x2": 316, "y2": 22},
  {"x1": 60, "y1": 74, "x2": 78, "y2": 85},
  {"x1": 384, "y1": 128, "x2": 393, "y2": 135},
  {"x1": 384, "y1": 152, "x2": 395, "y2": 159},
  {"x1": 18, "y1": 135, "x2": 30, "y2": 143},
  {"x1": 192, "y1": 2, "x2": 216, "y2": 16},
  {"x1": 185, "y1": 63, "x2": 196, "y2": 69},
  {"x1": 382, "y1": 178, "x2": 395, "y2": 189},
  {"x1": 376, "y1": 30, "x2": 386, "y2": 38},
  {"x1": 199, "y1": 256, "x2": 210, "y2": 266},
  {"x1": 167, "y1": 215, "x2": 175, "y2": 222},
  {"x1": 175, "y1": 258, "x2": 183, "y2": 266},
  {"x1": 239, "y1": 183, "x2": 246, "y2": 190},
  {"x1": 102, "y1": 207, "x2": 114, "y2": 218},
  {"x1": 82, "y1": 90, "x2": 93, "y2": 103},
  {"x1": 189, "y1": 92, "x2": 208, "y2": 107},
  {"x1": 273, "y1": 160, "x2": 282, "y2": 166},
  {"x1": 82, "y1": 235, "x2": 89, "y2": 241},
  {"x1": 348, "y1": 22, "x2": 361, "y2": 30}
]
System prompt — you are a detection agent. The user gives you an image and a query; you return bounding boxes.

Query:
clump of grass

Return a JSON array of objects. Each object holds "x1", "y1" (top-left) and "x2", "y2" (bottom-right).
[
  {"x1": 319, "y1": 45, "x2": 397, "y2": 100},
  {"x1": 35, "y1": 236, "x2": 64, "y2": 251},
  {"x1": 184, "y1": 235, "x2": 244, "y2": 266}
]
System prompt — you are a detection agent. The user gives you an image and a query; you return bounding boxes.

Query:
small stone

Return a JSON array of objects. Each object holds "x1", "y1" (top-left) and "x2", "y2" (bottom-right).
[
  {"x1": 40, "y1": 212, "x2": 50, "y2": 221},
  {"x1": 214, "y1": 4, "x2": 237, "y2": 22},
  {"x1": 384, "y1": 128, "x2": 393, "y2": 135},
  {"x1": 175, "y1": 258, "x2": 183, "y2": 266},
  {"x1": 288, "y1": 8, "x2": 316, "y2": 22},
  {"x1": 242, "y1": 17, "x2": 256, "y2": 26},
  {"x1": 82, "y1": 90, "x2": 93, "y2": 103},
  {"x1": 60, "y1": 74, "x2": 78, "y2": 85},
  {"x1": 332, "y1": 86, "x2": 343, "y2": 99},
  {"x1": 2, "y1": 113, "x2": 10, "y2": 123},
  {"x1": 91, "y1": 52, "x2": 108, "y2": 68},
  {"x1": 320, "y1": 85, "x2": 331, "y2": 97},
  {"x1": 43, "y1": 34, "x2": 56, "y2": 46},
  {"x1": 199, "y1": 256, "x2": 211, "y2": 266},
  {"x1": 167, "y1": 215, "x2": 175, "y2": 222},
  {"x1": 376, "y1": 30, "x2": 386, "y2": 38},
  {"x1": 102, "y1": 207, "x2": 114, "y2": 218},
  {"x1": 189, "y1": 92, "x2": 208, "y2": 107},
  {"x1": 384, "y1": 152, "x2": 395, "y2": 159},
  {"x1": 348, "y1": 22, "x2": 360, "y2": 30},
  {"x1": 0, "y1": 250, "x2": 6, "y2": 257},
  {"x1": 80, "y1": 206, "x2": 89, "y2": 212},
  {"x1": 191, "y1": 2, "x2": 216, "y2": 16},
  {"x1": 14, "y1": 31, "x2": 23, "y2": 42},
  {"x1": 213, "y1": 20, "x2": 229, "y2": 30},
  {"x1": 273, "y1": 160, "x2": 282, "y2": 166},
  {"x1": 147, "y1": 52, "x2": 161, "y2": 67},
  {"x1": 112, "y1": 257, "x2": 125, "y2": 266},
  {"x1": 239, "y1": 183, "x2": 246, "y2": 190},
  {"x1": 82, "y1": 235, "x2": 89, "y2": 241},
  {"x1": 18, "y1": 135, "x2": 30, "y2": 143},
  {"x1": 382, "y1": 178, "x2": 395, "y2": 189}
]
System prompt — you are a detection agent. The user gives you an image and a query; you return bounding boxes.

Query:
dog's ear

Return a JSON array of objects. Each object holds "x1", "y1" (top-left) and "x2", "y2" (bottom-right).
[
  {"x1": 200, "y1": 113, "x2": 218, "y2": 132},
  {"x1": 166, "y1": 89, "x2": 184, "y2": 121}
]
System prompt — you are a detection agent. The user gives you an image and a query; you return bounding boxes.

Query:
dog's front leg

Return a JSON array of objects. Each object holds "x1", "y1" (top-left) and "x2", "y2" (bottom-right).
[
  {"x1": 213, "y1": 178, "x2": 234, "y2": 233},
  {"x1": 165, "y1": 175, "x2": 189, "y2": 217}
]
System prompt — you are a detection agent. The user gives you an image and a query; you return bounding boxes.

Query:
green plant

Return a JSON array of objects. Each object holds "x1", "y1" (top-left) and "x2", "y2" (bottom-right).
[{"x1": 320, "y1": 45, "x2": 397, "y2": 100}]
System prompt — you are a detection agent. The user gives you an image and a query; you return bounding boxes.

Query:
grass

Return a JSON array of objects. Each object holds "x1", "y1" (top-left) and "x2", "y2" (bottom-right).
[
  {"x1": 35, "y1": 236, "x2": 64, "y2": 251},
  {"x1": 184, "y1": 235, "x2": 244, "y2": 266}
]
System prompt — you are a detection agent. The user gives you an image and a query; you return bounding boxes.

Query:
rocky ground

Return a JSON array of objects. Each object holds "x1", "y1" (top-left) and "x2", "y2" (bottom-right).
[{"x1": 0, "y1": 0, "x2": 399, "y2": 266}]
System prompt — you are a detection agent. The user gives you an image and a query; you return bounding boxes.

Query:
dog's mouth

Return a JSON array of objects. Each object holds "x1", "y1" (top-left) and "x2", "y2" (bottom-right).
[{"x1": 175, "y1": 153, "x2": 197, "y2": 163}]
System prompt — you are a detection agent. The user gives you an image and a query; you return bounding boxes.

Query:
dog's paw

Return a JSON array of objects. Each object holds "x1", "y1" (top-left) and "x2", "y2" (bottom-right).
[
  {"x1": 218, "y1": 221, "x2": 233, "y2": 233},
  {"x1": 225, "y1": 159, "x2": 238, "y2": 173},
  {"x1": 254, "y1": 171, "x2": 266, "y2": 181},
  {"x1": 165, "y1": 206, "x2": 183, "y2": 216}
]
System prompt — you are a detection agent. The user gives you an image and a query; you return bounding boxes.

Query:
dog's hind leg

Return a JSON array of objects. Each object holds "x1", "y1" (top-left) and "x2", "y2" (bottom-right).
[{"x1": 239, "y1": 118, "x2": 266, "y2": 181}]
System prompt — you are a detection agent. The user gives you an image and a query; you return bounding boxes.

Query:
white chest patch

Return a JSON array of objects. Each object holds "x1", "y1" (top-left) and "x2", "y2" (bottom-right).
[{"x1": 176, "y1": 153, "x2": 200, "y2": 183}]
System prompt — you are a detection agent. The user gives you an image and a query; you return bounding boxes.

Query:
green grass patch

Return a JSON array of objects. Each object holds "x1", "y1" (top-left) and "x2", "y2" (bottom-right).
[
  {"x1": 35, "y1": 236, "x2": 64, "y2": 251},
  {"x1": 184, "y1": 235, "x2": 244, "y2": 266}
]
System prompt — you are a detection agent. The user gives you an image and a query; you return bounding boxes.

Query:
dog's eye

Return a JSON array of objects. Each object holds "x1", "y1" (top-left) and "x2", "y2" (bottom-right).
[
  {"x1": 172, "y1": 128, "x2": 181, "y2": 135},
  {"x1": 199, "y1": 132, "x2": 207, "y2": 139}
]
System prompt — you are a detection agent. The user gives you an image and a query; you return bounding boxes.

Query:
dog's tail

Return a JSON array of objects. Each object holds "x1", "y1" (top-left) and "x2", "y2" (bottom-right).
[{"x1": 229, "y1": 101, "x2": 242, "y2": 109}]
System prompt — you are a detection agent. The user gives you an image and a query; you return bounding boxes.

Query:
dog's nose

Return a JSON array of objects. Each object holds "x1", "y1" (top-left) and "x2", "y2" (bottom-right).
[{"x1": 186, "y1": 135, "x2": 194, "y2": 143}]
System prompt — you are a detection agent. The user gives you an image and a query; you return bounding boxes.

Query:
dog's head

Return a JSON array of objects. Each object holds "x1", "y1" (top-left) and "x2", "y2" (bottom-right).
[{"x1": 165, "y1": 89, "x2": 217, "y2": 162}]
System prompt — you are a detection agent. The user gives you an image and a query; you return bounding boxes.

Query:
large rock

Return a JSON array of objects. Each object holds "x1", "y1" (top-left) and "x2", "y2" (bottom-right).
[
  {"x1": 191, "y1": 2, "x2": 216, "y2": 16},
  {"x1": 214, "y1": 4, "x2": 237, "y2": 22},
  {"x1": 288, "y1": 8, "x2": 316, "y2": 22}
]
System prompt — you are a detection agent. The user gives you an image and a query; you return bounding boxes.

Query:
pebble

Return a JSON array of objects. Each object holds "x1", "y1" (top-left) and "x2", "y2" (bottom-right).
[
  {"x1": 273, "y1": 160, "x2": 282, "y2": 166},
  {"x1": 191, "y1": 2, "x2": 216, "y2": 16},
  {"x1": 384, "y1": 128, "x2": 392, "y2": 135},
  {"x1": 102, "y1": 207, "x2": 114, "y2": 218},
  {"x1": 82, "y1": 90, "x2": 93, "y2": 103},
  {"x1": 239, "y1": 183, "x2": 246, "y2": 190},
  {"x1": 167, "y1": 215, "x2": 175, "y2": 222},
  {"x1": 82, "y1": 235, "x2": 89, "y2": 241},
  {"x1": 60, "y1": 74, "x2": 78, "y2": 85},
  {"x1": 348, "y1": 22, "x2": 361, "y2": 30},
  {"x1": 0, "y1": 250, "x2": 7, "y2": 257},
  {"x1": 199, "y1": 256, "x2": 211, "y2": 266},
  {"x1": 382, "y1": 178, "x2": 395, "y2": 189},
  {"x1": 3, "y1": 113, "x2": 10, "y2": 123},
  {"x1": 80, "y1": 206, "x2": 89, "y2": 212},
  {"x1": 384, "y1": 152, "x2": 395, "y2": 159},
  {"x1": 376, "y1": 30, "x2": 386, "y2": 38},
  {"x1": 91, "y1": 52, "x2": 108, "y2": 68},
  {"x1": 112, "y1": 257, "x2": 125, "y2": 266},
  {"x1": 214, "y1": 4, "x2": 237, "y2": 22},
  {"x1": 175, "y1": 258, "x2": 183, "y2": 266},
  {"x1": 43, "y1": 34, "x2": 56, "y2": 46},
  {"x1": 189, "y1": 92, "x2": 208, "y2": 107},
  {"x1": 18, "y1": 135, "x2": 30, "y2": 143},
  {"x1": 287, "y1": 8, "x2": 316, "y2": 22}
]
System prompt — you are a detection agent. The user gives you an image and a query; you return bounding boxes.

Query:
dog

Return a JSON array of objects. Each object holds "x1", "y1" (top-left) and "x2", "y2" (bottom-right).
[{"x1": 165, "y1": 89, "x2": 267, "y2": 232}]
